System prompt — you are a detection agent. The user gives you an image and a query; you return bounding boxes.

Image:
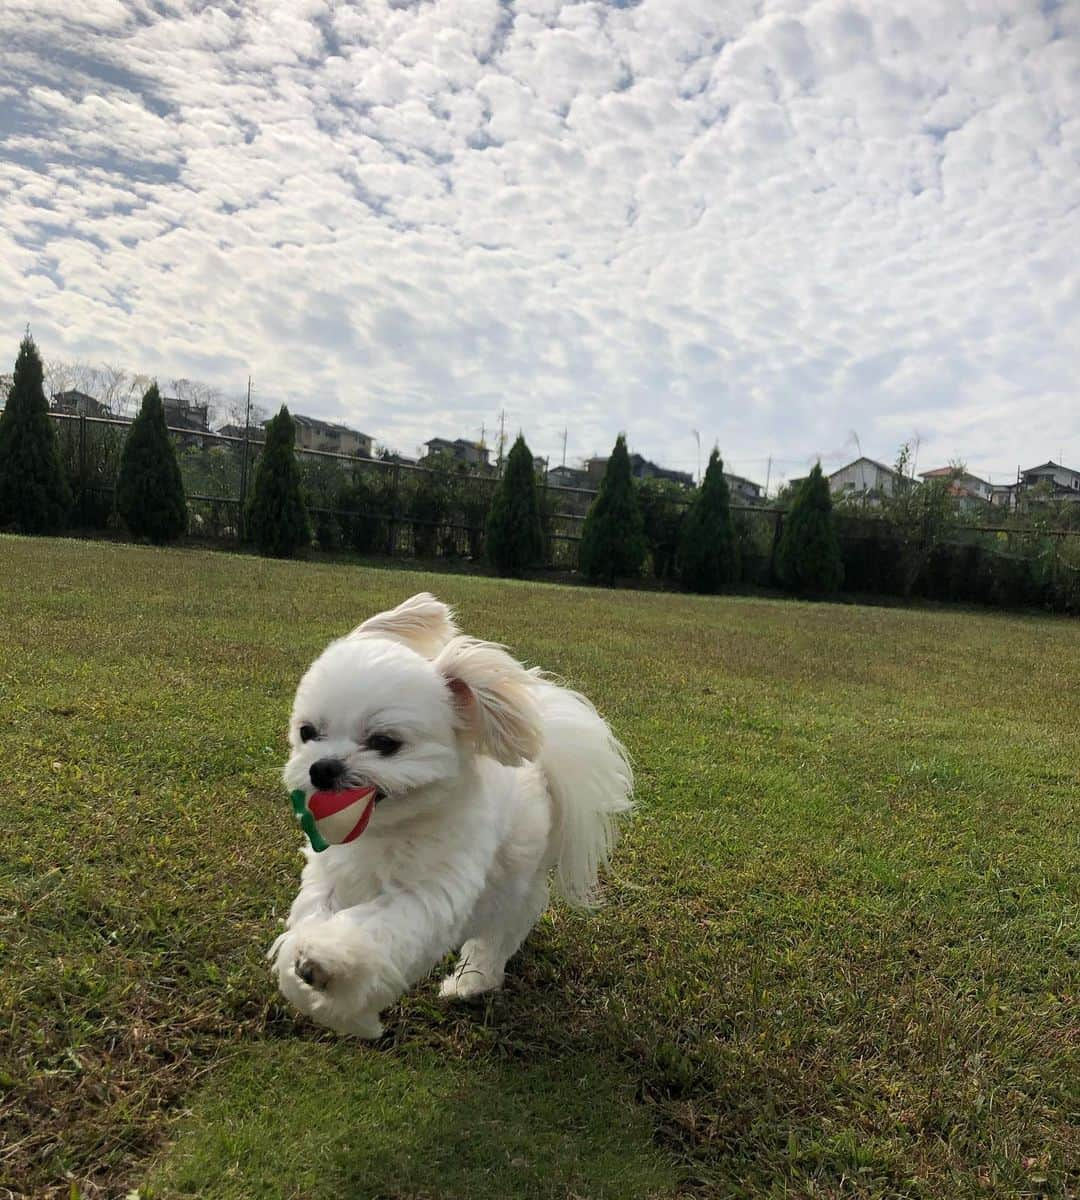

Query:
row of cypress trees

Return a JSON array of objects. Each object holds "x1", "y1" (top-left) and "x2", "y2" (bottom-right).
[
  {"x1": 0, "y1": 333, "x2": 309, "y2": 553},
  {"x1": 0, "y1": 333, "x2": 843, "y2": 593},
  {"x1": 574, "y1": 433, "x2": 844, "y2": 595}
]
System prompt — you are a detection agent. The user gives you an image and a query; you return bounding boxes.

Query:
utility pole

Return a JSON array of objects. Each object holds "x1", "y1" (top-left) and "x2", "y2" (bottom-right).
[
  {"x1": 496, "y1": 409, "x2": 506, "y2": 474},
  {"x1": 764, "y1": 455, "x2": 772, "y2": 499},
  {"x1": 561, "y1": 428, "x2": 567, "y2": 468},
  {"x1": 692, "y1": 429, "x2": 701, "y2": 485}
]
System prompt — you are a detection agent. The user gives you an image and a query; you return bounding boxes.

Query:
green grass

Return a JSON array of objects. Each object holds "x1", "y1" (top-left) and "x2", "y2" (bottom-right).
[{"x1": 1, "y1": 535, "x2": 1077, "y2": 1199}]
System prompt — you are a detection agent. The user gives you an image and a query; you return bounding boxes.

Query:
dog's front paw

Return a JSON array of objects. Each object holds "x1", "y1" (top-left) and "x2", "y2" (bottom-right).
[{"x1": 271, "y1": 915, "x2": 405, "y2": 1038}]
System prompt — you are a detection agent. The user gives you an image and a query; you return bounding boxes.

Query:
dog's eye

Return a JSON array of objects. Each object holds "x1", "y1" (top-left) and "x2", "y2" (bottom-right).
[
  {"x1": 366, "y1": 733, "x2": 402, "y2": 757},
  {"x1": 299, "y1": 723, "x2": 319, "y2": 743}
]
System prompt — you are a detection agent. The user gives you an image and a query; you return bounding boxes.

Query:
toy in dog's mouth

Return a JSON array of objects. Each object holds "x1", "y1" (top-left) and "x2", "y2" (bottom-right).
[{"x1": 289, "y1": 786, "x2": 380, "y2": 853}]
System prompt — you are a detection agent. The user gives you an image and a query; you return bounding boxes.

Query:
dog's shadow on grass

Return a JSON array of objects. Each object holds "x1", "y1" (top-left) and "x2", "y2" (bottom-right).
[{"x1": 149, "y1": 939, "x2": 682, "y2": 1199}]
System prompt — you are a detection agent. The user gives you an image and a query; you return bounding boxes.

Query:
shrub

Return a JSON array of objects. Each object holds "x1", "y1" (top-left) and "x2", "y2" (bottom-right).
[
  {"x1": 338, "y1": 469, "x2": 393, "y2": 555},
  {"x1": 115, "y1": 383, "x2": 188, "y2": 543},
  {"x1": 638, "y1": 478, "x2": 685, "y2": 580},
  {"x1": 486, "y1": 434, "x2": 543, "y2": 574},
  {"x1": 407, "y1": 461, "x2": 451, "y2": 558},
  {"x1": 776, "y1": 462, "x2": 844, "y2": 594},
  {"x1": 245, "y1": 406, "x2": 310, "y2": 557},
  {"x1": 678, "y1": 450, "x2": 737, "y2": 592},
  {"x1": 56, "y1": 418, "x2": 126, "y2": 529},
  {"x1": 578, "y1": 434, "x2": 646, "y2": 583},
  {"x1": 883, "y1": 447, "x2": 959, "y2": 601},
  {"x1": 0, "y1": 333, "x2": 72, "y2": 533}
]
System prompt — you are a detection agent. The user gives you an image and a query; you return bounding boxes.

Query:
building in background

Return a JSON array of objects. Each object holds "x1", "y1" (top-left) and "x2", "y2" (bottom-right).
[
  {"x1": 216, "y1": 423, "x2": 265, "y2": 443},
  {"x1": 50, "y1": 389, "x2": 112, "y2": 419},
  {"x1": 287, "y1": 414, "x2": 373, "y2": 458},
  {"x1": 547, "y1": 464, "x2": 590, "y2": 488},
  {"x1": 918, "y1": 467, "x2": 992, "y2": 505},
  {"x1": 724, "y1": 472, "x2": 764, "y2": 504},
  {"x1": 1019, "y1": 461, "x2": 1080, "y2": 500},
  {"x1": 423, "y1": 437, "x2": 491, "y2": 470},
  {"x1": 585, "y1": 452, "x2": 693, "y2": 488},
  {"x1": 828, "y1": 456, "x2": 902, "y2": 501}
]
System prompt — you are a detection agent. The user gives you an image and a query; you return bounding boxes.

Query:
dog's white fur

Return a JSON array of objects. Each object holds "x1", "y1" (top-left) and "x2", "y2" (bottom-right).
[{"x1": 268, "y1": 593, "x2": 632, "y2": 1037}]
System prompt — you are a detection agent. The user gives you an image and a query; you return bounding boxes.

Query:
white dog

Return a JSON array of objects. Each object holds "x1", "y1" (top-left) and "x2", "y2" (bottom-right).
[{"x1": 268, "y1": 593, "x2": 632, "y2": 1037}]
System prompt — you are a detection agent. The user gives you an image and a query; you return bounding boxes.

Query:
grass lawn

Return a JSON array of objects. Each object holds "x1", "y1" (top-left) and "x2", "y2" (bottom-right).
[{"x1": 1, "y1": 534, "x2": 1077, "y2": 1199}]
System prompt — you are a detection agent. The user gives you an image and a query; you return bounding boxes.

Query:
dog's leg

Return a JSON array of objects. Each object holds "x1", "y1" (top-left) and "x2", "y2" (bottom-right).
[
  {"x1": 439, "y1": 873, "x2": 549, "y2": 999},
  {"x1": 273, "y1": 883, "x2": 481, "y2": 1035}
]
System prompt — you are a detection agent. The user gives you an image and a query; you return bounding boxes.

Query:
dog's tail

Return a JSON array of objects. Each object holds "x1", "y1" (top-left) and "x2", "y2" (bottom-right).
[{"x1": 534, "y1": 677, "x2": 633, "y2": 909}]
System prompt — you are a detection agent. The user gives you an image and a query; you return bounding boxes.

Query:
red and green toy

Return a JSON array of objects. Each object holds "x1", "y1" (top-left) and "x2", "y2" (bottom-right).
[{"x1": 289, "y1": 786, "x2": 378, "y2": 853}]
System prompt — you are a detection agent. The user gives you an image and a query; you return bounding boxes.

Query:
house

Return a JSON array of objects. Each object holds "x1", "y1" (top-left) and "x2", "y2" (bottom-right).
[
  {"x1": 51, "y1": 389, "x2": 111, "y2": 419},
  {"x1": 918, "y1": 467, "x2": 992, "y2": 504},
  {"x1": 160, "y1": 396, "x2": 210, "y2": 447},
  {"x1": 1019, "y1": 461, "x2": 1080, "y2": 500},
  {"x1": 288, "y1": 414, "x2": 373, "y2": 458},
  {"x1": 725, "y1": 472, "x2": 764, "y2": 504},
  {"x1": 989, "y1": 482, "x2": 1018, "y2": 509},
  {"x1": 828, "y1": 457, "x2": 902, "y2": 500},
  {"x1": 423, "y1": 438, "x2": 491, "y2": 470},
  {"x1": 547, "y1": 464, "x2": 590, "y2": 489},
  {"x1": 586, "y1": 453, "x2": 693, "y2": 488},
  {"x1": 215, "y1": 423, "x2": 265, "y2": 443}
]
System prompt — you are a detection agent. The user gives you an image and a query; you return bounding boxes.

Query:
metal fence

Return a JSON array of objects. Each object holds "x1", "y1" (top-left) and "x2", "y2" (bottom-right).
[
  {"x1": 44, "y1": 411, "x2": 1080, "y2": 608},
  {"x1": 49, "y1": 411, "x2": 605, "y2": 568}
]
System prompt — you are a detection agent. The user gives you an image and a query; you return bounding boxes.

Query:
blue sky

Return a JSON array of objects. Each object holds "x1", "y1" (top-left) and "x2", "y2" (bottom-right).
[{"x1": 2, "y1": 0, "x2": 1077, "y2": 487}]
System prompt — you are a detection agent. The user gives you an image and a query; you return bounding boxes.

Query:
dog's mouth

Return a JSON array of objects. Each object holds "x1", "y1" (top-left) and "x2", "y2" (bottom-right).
[{"x1": 291, "y1": 785, "x2": 383, "y2": 851}]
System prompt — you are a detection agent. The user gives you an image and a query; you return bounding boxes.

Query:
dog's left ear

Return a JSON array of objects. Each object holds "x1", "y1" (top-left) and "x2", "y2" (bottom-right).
[
  {"x1": 350, "y1": 593, "x2": 460, "y2": 659},
  {"x1": 435, "y1": 636, "x2": 543, "y2": 766}
]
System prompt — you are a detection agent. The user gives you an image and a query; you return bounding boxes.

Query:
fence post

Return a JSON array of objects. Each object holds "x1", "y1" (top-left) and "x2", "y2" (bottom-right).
[
  {"x1": 78, "y1": 414, "x2": 87, "y2": 526},
  {"x1": 237, "y1": 429, "x2": 250, "y2": 541},
  {"x1": 386, "y1": 464, "x2": 401, "y2": 557},
  {"x1": 769, "y1": 510, "x2": 784, "y2": 584}
]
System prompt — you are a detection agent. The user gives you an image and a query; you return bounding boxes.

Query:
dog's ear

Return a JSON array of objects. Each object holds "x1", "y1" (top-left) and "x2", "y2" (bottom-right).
[
  {"x1": 435, "y1": 636, "x2": 543, "y2": 766},
  {"x1": 350, "y1": 593, "x2": 460, "y2": 658}
]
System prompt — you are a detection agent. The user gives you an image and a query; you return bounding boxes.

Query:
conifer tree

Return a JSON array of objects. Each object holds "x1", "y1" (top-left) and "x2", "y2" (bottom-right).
[
  {"x1": 115, "y1": 383, "x2": 187, "y2": 543},
  {"x1": 776, "y1": 461, "x2": 844, "y2": 594},
  {"x1": 245, "y1": 405, "x2": 310, "y2": 557},
  {"x1": 486, "y1": 434, "x2": 543, "y2": 574},
  {"x1": 578, "y1": 434, "x2": 646, "y2": 583},
  {"x1": 679, "y1": 449, "x2": 738, "y2": 592},
  {"x1": 0, "y1": 333, "x2": 71, "y2": 533}
]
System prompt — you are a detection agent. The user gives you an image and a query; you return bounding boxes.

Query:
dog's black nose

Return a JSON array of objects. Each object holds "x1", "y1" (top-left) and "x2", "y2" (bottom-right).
[{"x1": 309, "y1": 757, "x2": 346, "y2": 790}]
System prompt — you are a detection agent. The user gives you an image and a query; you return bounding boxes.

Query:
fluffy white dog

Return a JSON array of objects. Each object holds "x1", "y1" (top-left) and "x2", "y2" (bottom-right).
[{"x1": 268, "y1": 593, "x2": 632, "y2": 1037}]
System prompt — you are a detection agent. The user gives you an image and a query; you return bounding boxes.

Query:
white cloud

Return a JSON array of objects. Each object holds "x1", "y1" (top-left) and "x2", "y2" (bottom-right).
[{"x1": 0, "y1": 0, "x2": 1077, "y2": 483}]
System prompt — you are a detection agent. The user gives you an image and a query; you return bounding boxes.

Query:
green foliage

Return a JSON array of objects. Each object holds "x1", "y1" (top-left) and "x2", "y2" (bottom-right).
[
  {"x1": 451, "y1": 471, "x2": 493, "y2": 559},
  {"x1": 678, "y1": 450, "x2": 737, "y2": 592},
  {"x1": 115, "y1": 383, "x2": 188, "y2": 543},
  {"x1": 55, "y1": 418, "x2": 126, "y2": 529},
  {"x1": 337, "y1": 468, "x2": 395, "y2": 554},
  {"x1": 0, "y1": 333, "x2": 72, "y2": 533},
  {"x1": 882, "y1": 446, "x2": 959, "y2": 600},
  {"x1": 637, "y1": 478, "x2": 685, "y2": 580},
  {"x1": 245, "y1": 406, "x2": 310, "y2": 557},
  {"x1": 296, "y1": 454, "x2": 348, "y2": 551},
  {"x1": 407, "y1": 457, "x2": 452, "y2": 558},
  {"x1": 179, "y1": 444, "x2": 243, "y2": 539},
  {"x1": 578, "y1": 434, "x2": 646, "y2": 583},
  {"x1": 777, "y1": 462, "x2": 844, "y2": 594},
  {"x1": 486, "y1": 434, "x2": 543, "y2": 574}
]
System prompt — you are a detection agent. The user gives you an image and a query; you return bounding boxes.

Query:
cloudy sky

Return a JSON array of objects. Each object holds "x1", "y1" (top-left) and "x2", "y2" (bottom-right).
[{"x1": 2, "y1": 0, "x2": 1077, "y2": 487}]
